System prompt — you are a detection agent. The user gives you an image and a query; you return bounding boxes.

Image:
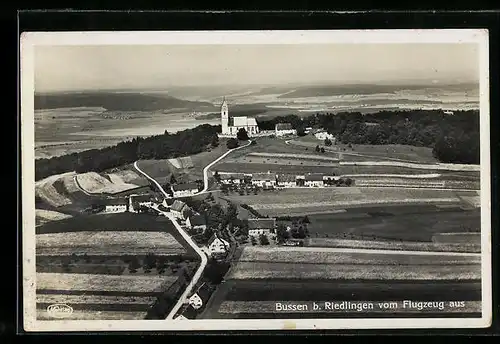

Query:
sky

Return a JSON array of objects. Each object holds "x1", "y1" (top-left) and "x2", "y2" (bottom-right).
[{"x1": 34, "y1": 44, "x2": 480, "y2": 93}]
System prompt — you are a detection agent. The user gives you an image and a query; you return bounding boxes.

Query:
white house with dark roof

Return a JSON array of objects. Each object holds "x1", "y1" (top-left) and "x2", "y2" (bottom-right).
[
  {"x1": 207, "y1": 234, "x2": 230, "y2": 257},
  {"x1": 188, "y1": 293, "x2": 203, "y2": 310},
  {"x1": 170, "y1": 200, "x2": 192, "y2": 219},
  {"x1": 104, "y1": 198, "x2": 128, "y2": 213},
  {"x1": 171, "y1": 182, "x2": 199, "y2": 198},
  {"x1": 251, "y1": 172, "x2": 277, "y2": 188},
  {"x1": 219, "y1": 173, "x2": 246, "y2": 185},
  {"x1": 248, "y1": 218, "x2": 276, "y2": 237},
  {"x1": 304, "y1": 173, "x2": 324, "y2": 187},
  {"x1": 275, "y1": 123, "x2": 296, "y2": 137},
  {"x1": 129, "y1": 194, "x2": 154, "y2": 212}
]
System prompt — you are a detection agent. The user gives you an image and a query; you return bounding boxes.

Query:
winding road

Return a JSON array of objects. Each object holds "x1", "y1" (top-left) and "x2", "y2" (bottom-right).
[{"x1": 133, "y1": 140, "x2": 252, "y2": 319}]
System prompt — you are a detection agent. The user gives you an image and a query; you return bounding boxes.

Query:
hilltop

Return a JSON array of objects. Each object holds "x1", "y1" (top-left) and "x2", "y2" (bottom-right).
[{"x1": 34, "y1": 91, "x2": 216, "y2": 111}]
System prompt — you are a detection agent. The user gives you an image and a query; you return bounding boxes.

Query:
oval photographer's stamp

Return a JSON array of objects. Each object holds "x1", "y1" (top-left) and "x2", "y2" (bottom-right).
[{"x1": 46, "y1": 304, "x2": 73, "y2": 318}]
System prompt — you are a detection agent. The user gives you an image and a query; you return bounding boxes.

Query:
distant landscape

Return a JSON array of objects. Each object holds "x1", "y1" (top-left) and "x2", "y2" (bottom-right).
[{"x1": 34, "y1": 82, "x2": 479, "y2": 159}]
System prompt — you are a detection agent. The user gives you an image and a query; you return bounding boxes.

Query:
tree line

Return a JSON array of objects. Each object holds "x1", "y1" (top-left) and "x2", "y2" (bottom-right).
[
  {"x1": 35, "y1": 124, "x2": 221, "y2": 181},
  {"x1": 257, "y1": 110, "x2": 480, "y2": 164}
]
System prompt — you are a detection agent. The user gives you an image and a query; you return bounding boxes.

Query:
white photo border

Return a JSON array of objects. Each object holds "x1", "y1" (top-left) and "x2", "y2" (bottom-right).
[{"x1": 20, "y1": 29, "x2": 492, "y2": 332}]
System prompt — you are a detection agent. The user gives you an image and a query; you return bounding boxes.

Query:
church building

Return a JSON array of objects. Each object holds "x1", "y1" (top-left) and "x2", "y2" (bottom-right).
[{"x1": 220, "y1": 98, "x2": 259, "y2": 136}]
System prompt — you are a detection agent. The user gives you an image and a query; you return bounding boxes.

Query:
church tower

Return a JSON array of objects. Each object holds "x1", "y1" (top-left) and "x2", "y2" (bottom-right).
[{"x1": 221, "y1": 97, "x2": 229, "y2": 135}]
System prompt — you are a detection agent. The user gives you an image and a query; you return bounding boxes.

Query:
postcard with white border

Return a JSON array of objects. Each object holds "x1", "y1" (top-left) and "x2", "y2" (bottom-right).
[{"x1": 20, "y1": 29, "x2": 492, "y2": 332}]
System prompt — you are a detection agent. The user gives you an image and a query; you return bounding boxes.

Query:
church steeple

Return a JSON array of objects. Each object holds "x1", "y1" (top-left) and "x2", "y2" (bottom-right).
[{"x1": 221, "y1": 96, "x2": 229, "y2": 134}]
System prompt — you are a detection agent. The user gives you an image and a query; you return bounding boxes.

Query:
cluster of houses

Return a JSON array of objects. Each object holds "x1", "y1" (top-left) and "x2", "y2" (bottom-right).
[
  {"x1": 218, "y1": 172, "x2": 348, "y2": 188},
  {"x1": 98, "y1": 194, "x2": 156, "y2": 214}
]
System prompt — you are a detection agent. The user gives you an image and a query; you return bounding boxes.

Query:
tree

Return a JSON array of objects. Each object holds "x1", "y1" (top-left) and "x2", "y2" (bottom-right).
[
  {"x1": 170, "y1": 174, "x2": 177, "y2": 184},
  {"x1": 344, "y1": 178, "x2": 354, "y2": 187},
  {"x1": 302, "y1": 215, "x2": 310, "y2": 224},
  {"x1": 227, "y1": 138, "x2": 239, "y2": 149},
  {"x1": 128, "y1": 256, "x2": 141, "y2": 273},
  {"x1": 315, "y1": 145, "x2": 320, "y2": 152},
  {"x1": 213, "y1": 171, "x2": 221, "y2": 183},
  {"x1": 276, "y1": 223, "x2": 289, "y2": 243},
  {"x1": 296, "y1": 127, "x2": 307, "y2": 137},
  {"x1": 320, "y1": 147, "x2": 325, "y2": 153},
  {"x1": 250, "y1": 236, "x2": 257, "y2": 245},
  {"x1": 237, "y1": 128, "x2": 249, "y2": 141},
  {"x1": 211, "y1": 136, "x2": 219, "y2": 147},
  {"x1": 259, "y1": 234, "x2": 270, "y2": 245},
  {"x1": 324, "y1": 138, "x2": 332, "y2": 146}
]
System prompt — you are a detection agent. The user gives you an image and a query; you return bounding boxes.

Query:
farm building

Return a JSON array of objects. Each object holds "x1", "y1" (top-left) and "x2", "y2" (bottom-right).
[
  {"x1": 305, "y1": 127, "x2": 313, "y2": 134},
  {"x1": 207, "y1": 234, "x2": 230, "y2": 257},
  {"x1": 188, "y1": 293, "x2": 203, "y2": 310},
  {"x1": 275, "y1": 122, "x2": 296, "y2": 137},
  {"x1": 314, "y1": 130, "x2": 335, "y2": 141},
  {"x1": 129, "y1": 194, "x2": 154, "y2": 212},
  {"x1": 187, "y1": 283, "x2": 212, "y2": 311},
  {"x1": 171, "y1": 183, "x2": 199, "y2": 198},
  {"x1": 186, "y1": 214, "x2": 207, "y2": 234},
  {"x1": 170, "y1": 200, "x2": 192, "y2": 219},
  {"x1": 251, "y1": 172, "x2": 277, "y2": 188},
  {"x1": 104, "y1": 198, "x2": 128, "y2": 213},
  {"x1": 304, "y1": 174, "x2": 324, "y2": 187},
  {"x1": 248, "y1": 218, "x2": 276, "y2": 237},
  {"x1": 276, "y1": 174, "x2": 297, "y2": 188},
  {"x1": 220, "y1": 173, "x2": 247, "y2": 185}
]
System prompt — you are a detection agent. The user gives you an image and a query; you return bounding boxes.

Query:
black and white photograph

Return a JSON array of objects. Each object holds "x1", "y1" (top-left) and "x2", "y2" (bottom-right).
[{"x1": 20, "y1": 30, "x2": 491, "y2": 331}]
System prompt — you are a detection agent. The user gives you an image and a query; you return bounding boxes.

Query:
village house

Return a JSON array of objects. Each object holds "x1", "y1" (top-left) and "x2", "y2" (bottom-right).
[
  {"x1": 219, "y1": 173, "x2": 247, "y2": 185},
  {"x1": 128, "y1": 194, "x2": 154, "y2": 212},
  {"x1": 207, "y1": 234, "x2": 230, "y2": 258},
  {"x1": 170, "y1": 200, "x2": 192, "y2": 219},
  {"x1": 104, "y1": 198, "x2": 128, "y2": 213},
  {"x1": 251, "y1": 172, "x2": 277, "y2": 188},
  {"x1": 275, "y1": 123, "x2": 296, "y2": 137},
  {"x1": 314, "y1": 130, "x2": 335, "y2": 141},
  {"x1": 174, "y1": 314, "x2": 188, "y2": 320},
  {"x1": 248, "y1": 218, "x2": 276, "y2": 237},
  {"x1": 276, "y1": 174, "x2": 297, "y2": 188},
  {"x1": 186, "y1": 214, "x2": 207, "y2": 234},
  {"x1": 188, "y1": 293, "x2": 203, "y2": 310},
  {"x1": 187, "y1": 283, "x2": 212, "y2": 311},
  {"x1": 171, "y1": 182, "x2": 199, "y2": 198},
  {"x1": 304, "y1": 173, "x2": 324, "y2": 187}
]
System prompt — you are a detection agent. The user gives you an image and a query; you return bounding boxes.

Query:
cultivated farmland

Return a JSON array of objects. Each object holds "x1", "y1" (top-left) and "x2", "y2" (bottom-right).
[
  {"x1": 36, "y1": 231, "x2": 186, "y2": 256},
  {"x1": 35, "y1": 209, "x2": 72, "y2": 226},
  {"x1": 227, "y1": 262, "x2": 479, "y2": 280},
  {"x1": 236, "y1": 246, "x2": 480, "y2": 265},
  {"x1": 75, "y1": 172, "x2": 140, "y2": 194},
  {"x1": 36, "y1": 272, "x2": 178, "y2": 293}
]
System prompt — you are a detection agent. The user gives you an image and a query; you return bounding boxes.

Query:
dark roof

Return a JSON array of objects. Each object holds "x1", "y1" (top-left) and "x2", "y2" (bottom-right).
[
  {"x1": 106, "y1": 198, "x2": 128, "y2": 205},
  {"x1": 170, "y1": 200, "x2": 187, "y2": 212},
  {"x1": 305, "y1": 174, "x2": 324, "y2": 181},
  {"x1": 220, "y1": 173, "x2": 246, "y2": 180},
  {"x1": 276, "y1": 174, "x2": 296, "y2": 182},
  {"x1": 275, "y1": 123, "x2": 293, "y2": 130},
  {"x1": 172, "y1": 183, "x2": 198, "y2": 192},
  {"x1": 252, "y1": 173, "x2": 276, "y2": 181},
  {"x1": 130, "y1": 194, "x2": 153, "y2": 203},
  {"x1": 188, "y1": 214, "x2": 206, "y2": 226},
  {"x1": 248, "y1": 218, "x2": 276, "y2": 229}
]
